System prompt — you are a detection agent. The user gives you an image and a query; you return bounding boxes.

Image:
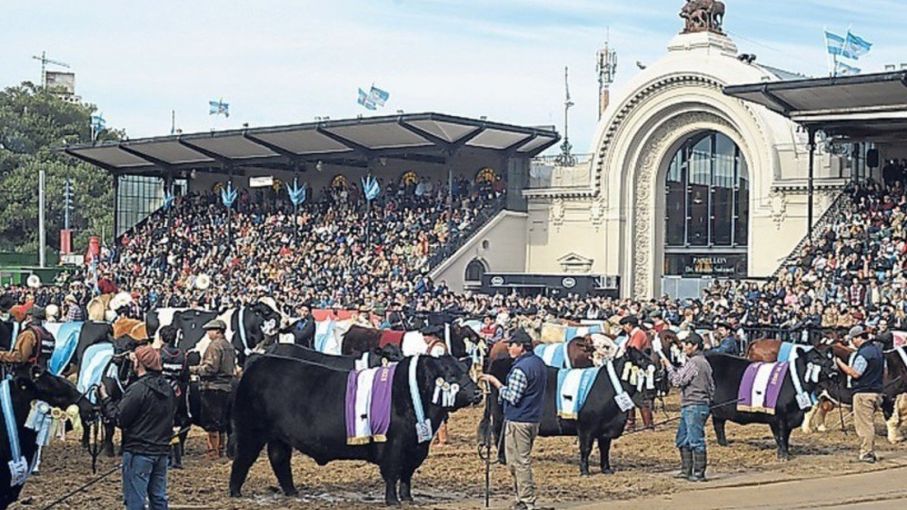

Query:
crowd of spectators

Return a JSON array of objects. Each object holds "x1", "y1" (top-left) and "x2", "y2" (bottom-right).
[{"x1": 4, "y1": 177, "x2": 907, "y2": 339}]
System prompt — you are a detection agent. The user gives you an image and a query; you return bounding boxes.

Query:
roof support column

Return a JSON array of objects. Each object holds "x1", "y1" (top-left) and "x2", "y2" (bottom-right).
[
  {"x1": 113, "y1": 173, "x2": 120, "y2": 239},
  {"x1": 807, "y1": 126, "x2": 816, "y2": 245}
]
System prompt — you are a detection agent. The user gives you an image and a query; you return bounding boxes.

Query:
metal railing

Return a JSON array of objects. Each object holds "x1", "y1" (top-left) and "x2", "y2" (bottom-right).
[
  {"x1": 772, "y1": 190, "x2": 850, "y2": 277},
  {"x1": 740, "y1": 325, "x2": 846, "y2": 345},
  {"x1": 427, "y1": 195, "x2": 507, "y2": 270}
]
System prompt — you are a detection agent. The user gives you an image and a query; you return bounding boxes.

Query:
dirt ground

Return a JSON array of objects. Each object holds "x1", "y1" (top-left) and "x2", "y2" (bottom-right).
[{"x1": 14, "y1": 396, "x2": 907, "y2": 509}]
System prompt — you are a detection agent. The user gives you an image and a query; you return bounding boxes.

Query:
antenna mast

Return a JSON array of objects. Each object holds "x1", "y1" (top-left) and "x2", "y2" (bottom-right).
[
  {"x1": 556, "y1": 66, "x2": 576, "y2": 166},
  {"x1": 596, "y1": 28, "x2": 617, "y2": 120}
]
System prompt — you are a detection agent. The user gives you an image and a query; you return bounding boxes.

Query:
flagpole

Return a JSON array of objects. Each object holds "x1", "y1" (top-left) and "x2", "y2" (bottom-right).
[{"x1": 823, "y1": 27, "x2": 833, "y2": 77}]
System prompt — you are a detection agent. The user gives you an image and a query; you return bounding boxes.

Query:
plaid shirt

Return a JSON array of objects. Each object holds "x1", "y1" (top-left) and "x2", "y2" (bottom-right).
[
  {"x1": 66, "y1": 304, "x2": 85, "y2": 322},
  {"x1": 498, "y1": 368, "x2": 528, "y2": 406}
]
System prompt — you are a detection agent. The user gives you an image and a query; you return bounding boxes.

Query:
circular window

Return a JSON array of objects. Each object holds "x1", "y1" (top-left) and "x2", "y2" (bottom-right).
[
  {"x1": 476, "y1": 167, "x2": 497, "y2": 183},
  {"x1": 331, "y1": 175, "x2": 350, "y2": 189},
  {"x1": 400, "y1": 171, "x2": 418, "y2": 185}
]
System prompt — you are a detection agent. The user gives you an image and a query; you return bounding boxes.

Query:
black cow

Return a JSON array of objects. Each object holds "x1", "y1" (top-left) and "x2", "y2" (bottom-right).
[
  {"x1": 82, "y1": 336, "x2": 139, "y2": 457},
  {"x1": 229, "y1": 355, "x2": 482, "y2": 505},
  {"x1": 479, "y1": 347, "x2": 658, "y2": 475},
  {"x1": 259, "y1": 343, "x2": 404, "y2": 368},
  {"x1": 0, "y1": 366, "x2": 96, "y2": 509},
  {"x1": 71, "y1": 320, "x2": 114, "y2": 371},
  {"x1": 708, "y1": 349, "x2": 839, "y2": 459}
]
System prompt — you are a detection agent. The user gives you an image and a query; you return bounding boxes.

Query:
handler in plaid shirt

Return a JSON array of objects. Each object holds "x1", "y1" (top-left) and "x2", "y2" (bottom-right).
[{"x1": 481, "y1": 330, "x2": 547, "y2": 510}]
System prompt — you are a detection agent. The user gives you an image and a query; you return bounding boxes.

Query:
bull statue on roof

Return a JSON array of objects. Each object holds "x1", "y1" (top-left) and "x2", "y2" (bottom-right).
[{"x1": 680, "y1": 0, "x2": 725, "y2": 34}]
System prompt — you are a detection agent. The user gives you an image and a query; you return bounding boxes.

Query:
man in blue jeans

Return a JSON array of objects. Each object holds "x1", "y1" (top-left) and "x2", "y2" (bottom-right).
[
  {"x1": 101, "y1": 344, "x2": 176, "y2": 509},
  {"x1": 661, "y1": 332, "x2": 715, "y2": 481}
]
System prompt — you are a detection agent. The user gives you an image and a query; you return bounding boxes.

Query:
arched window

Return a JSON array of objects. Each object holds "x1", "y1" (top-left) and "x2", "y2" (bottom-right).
[
  {"x1": 331, "y1": 174, "x2": 350, "y2": 189},
  {"x1": 475, "y1": 167, "x2": 497, "y2": 183},
  {"x1": 465, "y1": 258, "x2": 487, "y2": 283},
  {"x1": 400, "y1": 171, "x2": 418, "y2": 185},
  {"x1": 664, "y1": 131, "x2": 749, "y2": 278}
]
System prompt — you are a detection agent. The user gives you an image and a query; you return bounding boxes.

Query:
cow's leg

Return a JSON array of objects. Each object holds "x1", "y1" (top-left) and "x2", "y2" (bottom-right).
[
  {"x1": 713, "y1": 417, "x2": 729, "y2": 447},
  {"x1": 266, "y1": 440, "x2": 298, "y2": 497},
  {"x1": 104, "y1": 423, "x2": 116, "y2": 457},
  {"x1": 781, "y1": 423, "x2": 793, "y2": 460},
  {"x1": 399, "y1": 454, "x2": 426, "y2": 503},
  {"x1": 229, "y1": 436, "x2": 267, "y2": 497},
  {"x1": 578, "y1": 429, "x2": 595, "y2": 476},
  {"x1": 769, "y1": 422, "x2": 787, "y2": 460},
  {"x1": 815, "y1": 400, "x2": 833, "y2": 432},
  {"x1": 801, "y1": 403, "x2": 819, "y2": 434},
  {"x1": 81, "y1": 426, "x2": 89, "y2": 449},
  {"x1": 598, "y1": 436, "x2": 613, "y2": 474},
  {"x1": 887, "y1": 394, "x2": 906, "y2": 443},
  {"x1": 380, "y1": 461, "x2": 402, "y2": 506}
]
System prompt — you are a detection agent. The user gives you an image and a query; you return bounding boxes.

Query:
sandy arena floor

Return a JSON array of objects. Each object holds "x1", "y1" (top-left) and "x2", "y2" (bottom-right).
[{"x1": 15, "y1": 396, "x2": 906, "y2": 509}]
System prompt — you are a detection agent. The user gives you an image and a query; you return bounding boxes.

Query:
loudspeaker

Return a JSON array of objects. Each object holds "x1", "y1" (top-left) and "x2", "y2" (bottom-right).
[{"x1": 867, "y1": 148, "x2": 879, "y2": 168}]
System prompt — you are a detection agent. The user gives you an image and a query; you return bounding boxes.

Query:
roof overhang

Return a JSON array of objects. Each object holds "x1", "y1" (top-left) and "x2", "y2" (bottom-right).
[
  {"x1": 723, "y1": 71, "x2": 907, "y2": 142},
  {"x1": 63, "y1": 112, "x2": 560, "y2": 175}
]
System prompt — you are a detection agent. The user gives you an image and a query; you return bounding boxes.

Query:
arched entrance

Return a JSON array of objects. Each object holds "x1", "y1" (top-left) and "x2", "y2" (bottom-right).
[{"x1": 662, "y1": 130, "x2": 749, "y2": 294}]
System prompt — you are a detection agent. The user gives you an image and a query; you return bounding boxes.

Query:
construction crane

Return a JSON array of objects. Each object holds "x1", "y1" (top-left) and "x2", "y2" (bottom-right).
[{"x1": 32, "y1": 51, "x2": 70, "y2": 89}]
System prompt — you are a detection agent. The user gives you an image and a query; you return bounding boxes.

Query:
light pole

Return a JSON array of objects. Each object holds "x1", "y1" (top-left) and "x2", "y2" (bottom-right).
[{"x1": 39, "y1": 168, "x2": 46, "y2": 268}]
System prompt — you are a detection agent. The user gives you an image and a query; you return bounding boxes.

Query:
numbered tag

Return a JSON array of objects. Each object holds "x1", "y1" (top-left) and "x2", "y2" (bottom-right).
[
  {"x1": 796, "y1": 392, "x2": 812, "y2": 411},
  {"x1": 615, "y1": 392, "x2": 635, "y2": 412},
  {"x1": 415, "y1": 418, "x2": 433, "y2": 443},
  {"x1": 8, "y1": 456, "x2": 28, "y2": 487}
]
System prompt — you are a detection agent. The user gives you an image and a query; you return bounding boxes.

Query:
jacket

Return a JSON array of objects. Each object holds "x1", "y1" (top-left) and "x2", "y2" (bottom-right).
[
  {"x1": 190, "y1": 336, "x2": 236, "y2": 391},
  {"x1": 0, "y1": 323, "x2": 54, "y2": 367},
  {"x1": 667, "y1": 351, "x2": 715, "y2": 407},
  {"x1": 503, "y1": 352, "x2": 547, "y2": 423},
  {"x1": 160, "y1": 346, "x2": 188, "y2": 396},
  {"x1": 852, "y1": 342, "x2": 884, "y2": 394},
  {"x1": 101, "y1": 373, "x2": 176, "y2": 456}
]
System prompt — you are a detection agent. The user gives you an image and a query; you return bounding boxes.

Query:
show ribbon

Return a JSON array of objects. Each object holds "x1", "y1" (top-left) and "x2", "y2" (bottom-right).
[{"x1": 237, "y1": 307, "x2": 251, "y2": 356}]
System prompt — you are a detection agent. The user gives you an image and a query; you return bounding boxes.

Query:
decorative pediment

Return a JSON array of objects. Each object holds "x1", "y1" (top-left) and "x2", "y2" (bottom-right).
[{"x1": 557, "y1": 252, "x2": 594, "y2": 273}]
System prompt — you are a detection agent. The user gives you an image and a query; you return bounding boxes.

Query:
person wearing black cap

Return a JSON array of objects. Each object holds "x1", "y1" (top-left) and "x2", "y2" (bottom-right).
[
  {"x1": 660, "y1": 332, "x2": 715, "y2": 481},
  {"x1": 100, "y1": 344, "x2": 176, "y2": 510},
  {"x1": 711, "y1": 321, "x2": 739, "y2": 356},
  {"x1": 0, "y1": 306, "x2": 55, "y2": 368},
  {"x1": 189, "y1": 319, "x2": 236, "y2": 459},
  {"x1": 480, "y1": 330, "x2": 546, "y2": 510}
]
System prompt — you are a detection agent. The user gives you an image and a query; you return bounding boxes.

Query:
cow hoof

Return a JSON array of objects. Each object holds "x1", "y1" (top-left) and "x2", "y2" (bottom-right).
[
  {"x1": 385, "y1": 500, "x2": 401, "y2": 506},
  {"x1": 817, "y1": 425, "x2": 827, "y2": 433},
  {"x1": 229, "y1": 489, "x2": 242, "y2": 498},
  {"x1": 717, "y1": 440, "x2": 728, "y2": 447},
  {"x1": 580, "y1": 470, "x2": 591, "y2": 477},
  {"x1": 601, "y1": 468, "x2": 614, "y2": 475}
]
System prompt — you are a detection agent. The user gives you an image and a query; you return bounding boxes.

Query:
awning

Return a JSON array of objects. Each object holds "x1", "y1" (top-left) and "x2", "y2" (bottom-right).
[
  {"x1": 723, "y1": 71, "x2": 907, "y2": 142},
  {"x1": 63, "y1": 112, "x2": 559, "y2": 174}
]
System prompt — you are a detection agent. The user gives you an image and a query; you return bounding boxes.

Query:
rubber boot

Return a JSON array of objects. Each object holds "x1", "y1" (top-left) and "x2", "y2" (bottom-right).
[
  {"x1": 170, "y1": 442, "x2": 183, "y2": 469},
  {"x1": 689, "y1": 450, "x2": 707, "y2": 482},
  {"x1": 641, "y1": 405, "x2": 655, "y2": 430},
  {"x1": 206, "y1": 432, "x2": 219, "y2": 460},
  {"x1": 625, "y1": 409, "x2": 637, "y2": 432},
  {"x1": 218, "y1": 432, "x2": 227, "y2": 458},
  {"x1": 674, "y1": 448, "x2": 692, "y2": 479}
]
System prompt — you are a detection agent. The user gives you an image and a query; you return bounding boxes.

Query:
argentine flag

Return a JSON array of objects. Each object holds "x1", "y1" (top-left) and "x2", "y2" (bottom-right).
[
  {"x1": 357, "y1": 88, "x2": 376, "y2": 110},
  {"x1": 209, "y1": 99, "x2": 230, "y2": 117},
  {"x1": 369, "y1": 85, "x2": 390, "y2": 107},
  {"x1": 825, "y1": 31, "x2": 846, "y2": 57},
  {"x1": 835, "y1": 61, "x2": 861, "y2": 76},
  {"x1": 844, "y1": 31, "x2": 872, "y2": 59}
]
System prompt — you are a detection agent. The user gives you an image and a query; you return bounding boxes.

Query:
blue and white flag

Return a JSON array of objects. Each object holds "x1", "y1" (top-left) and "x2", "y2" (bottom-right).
[
  {"x1": 844, "y1": 30, "x2": 872, "y2": 59},
  {"x1": 220, "y1": 181, "x2": 238, "y2": 208},
  {"x1": 90, "y1": 114, "x2": 106, "y2": 131},
  {"x1": 209, "y1": 99, "x2": 230, "y2": 117},
  {"x1": 362, "y1": 176, "x2": 380, "y2": 201},
  {"x1": 369, "y1": 85, "x2": 390, "y2": 107},
  {"x1": 357, "y1": 88, "x2": 376, "y2": 110},
  {"x1": 825, "y1": 30, "x2": 846, "y2": 56},
  {"x1": 163, "y1": 190, "x2": 175, "y2": 210},
  {"x1": 836, "y1": 60, "x2": 861, "y2": 76},
  {"x1": 286, "y1": 178, "x2": 307, "y2": 207}
]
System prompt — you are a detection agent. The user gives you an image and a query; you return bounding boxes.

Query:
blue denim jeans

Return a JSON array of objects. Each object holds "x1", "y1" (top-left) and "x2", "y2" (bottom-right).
[
  {"x1": 122, "y1": 451, "x2": 169, "y2": 510},
  {"x1": 675, "y1": 404, "x2": 710, "y2": 453}
]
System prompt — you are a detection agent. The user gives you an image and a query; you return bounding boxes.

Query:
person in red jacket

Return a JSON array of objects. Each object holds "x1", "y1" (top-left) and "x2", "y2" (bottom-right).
[{"x1": 620, "y1": 315, "x2": 654, "y2": 431}]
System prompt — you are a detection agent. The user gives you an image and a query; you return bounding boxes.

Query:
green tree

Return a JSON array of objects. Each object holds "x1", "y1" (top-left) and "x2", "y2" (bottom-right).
[{"x1": 0, "y1": 81, "x2": 123, "y2": 257}]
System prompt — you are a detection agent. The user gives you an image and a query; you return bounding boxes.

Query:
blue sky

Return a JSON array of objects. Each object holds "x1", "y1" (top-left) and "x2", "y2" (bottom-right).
[{"x1": 3, "y1": 0, "x2": 905, "y2": 153}]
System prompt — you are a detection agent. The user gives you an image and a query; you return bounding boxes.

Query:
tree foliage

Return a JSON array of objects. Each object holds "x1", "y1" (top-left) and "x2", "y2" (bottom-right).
[{"x1": 0, "y1": 81, "x2": 123, "y2": 255}]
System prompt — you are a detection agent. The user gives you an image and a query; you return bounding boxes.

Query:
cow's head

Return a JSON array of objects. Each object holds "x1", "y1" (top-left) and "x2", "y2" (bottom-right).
[
  {"x1": 801, "y1": 346, "x2": 839, "y2": 382},
  {"x1": 373, "y1": 343, "x2": 405, "y2": 364},
  {"x1": 622, "y1": 346, "x2": 660, "y2": 402},
  {"x1": 241, "y1": 302, "x2": 283, "y2": 348},
  {"x1": 420, "y1": 354, "x2": 483, "y2": 410},
  {"x1": 15, "y1": 364, "x2": 98, "y2": 426}
]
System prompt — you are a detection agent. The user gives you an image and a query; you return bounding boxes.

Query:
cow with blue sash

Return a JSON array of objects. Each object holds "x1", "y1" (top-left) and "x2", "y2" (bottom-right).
[
  {"x1": 0, "y1": 365, "x2": 97, "y2": 509},
  {"x1": 480, "y1": 346, "x2": 659, "y2": 475}
]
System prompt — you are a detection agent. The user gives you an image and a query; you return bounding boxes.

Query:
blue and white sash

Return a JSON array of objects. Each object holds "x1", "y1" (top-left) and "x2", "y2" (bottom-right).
[
  {"x1": 1, "y1": 380, "x2": 29, "y2": 487},
  {"x1": 78, "y1": 343, "x2": 116, "y2": 403},
  {"x1": 534, "y1": 341, "x2": 572, "y2": 369},
  {"x1": 48, "y1": 321, "x2": 84, "y2": 376},
  {"x1": 556, "y1": 367, "x2": 600, "y2": 419},
  {"x1": 777, "y1": 342, "x2": 812, "y2": 363},
  {"x1": 408, "y1": 355, "x2": 433, "y2": 443},
  {"x1": 314, "y1": 320, "x2": 337, "y2": 354}
]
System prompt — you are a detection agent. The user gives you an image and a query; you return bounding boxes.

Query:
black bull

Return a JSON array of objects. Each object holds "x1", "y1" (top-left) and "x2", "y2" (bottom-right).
[
  {"x1": 229, "y1": 355, "x2": 482, "y2": 506},
  {"x1": 707, "y1": 349, "x2": 839, "y2": 459},
  {"x1": 0, "y1": 367, "x2": 96, "y2": 510},
  {"x1": 478, "y1": 347, "x2": 659, "y2": 475}
]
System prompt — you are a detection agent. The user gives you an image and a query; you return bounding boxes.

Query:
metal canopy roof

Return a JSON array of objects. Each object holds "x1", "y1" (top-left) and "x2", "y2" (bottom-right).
[
  {"x1": 64, "y1": 112, "x2": 560, "y2": 174},
  {"x1": 723, "y1": 71, "x2": 907, "y2": 142}
]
